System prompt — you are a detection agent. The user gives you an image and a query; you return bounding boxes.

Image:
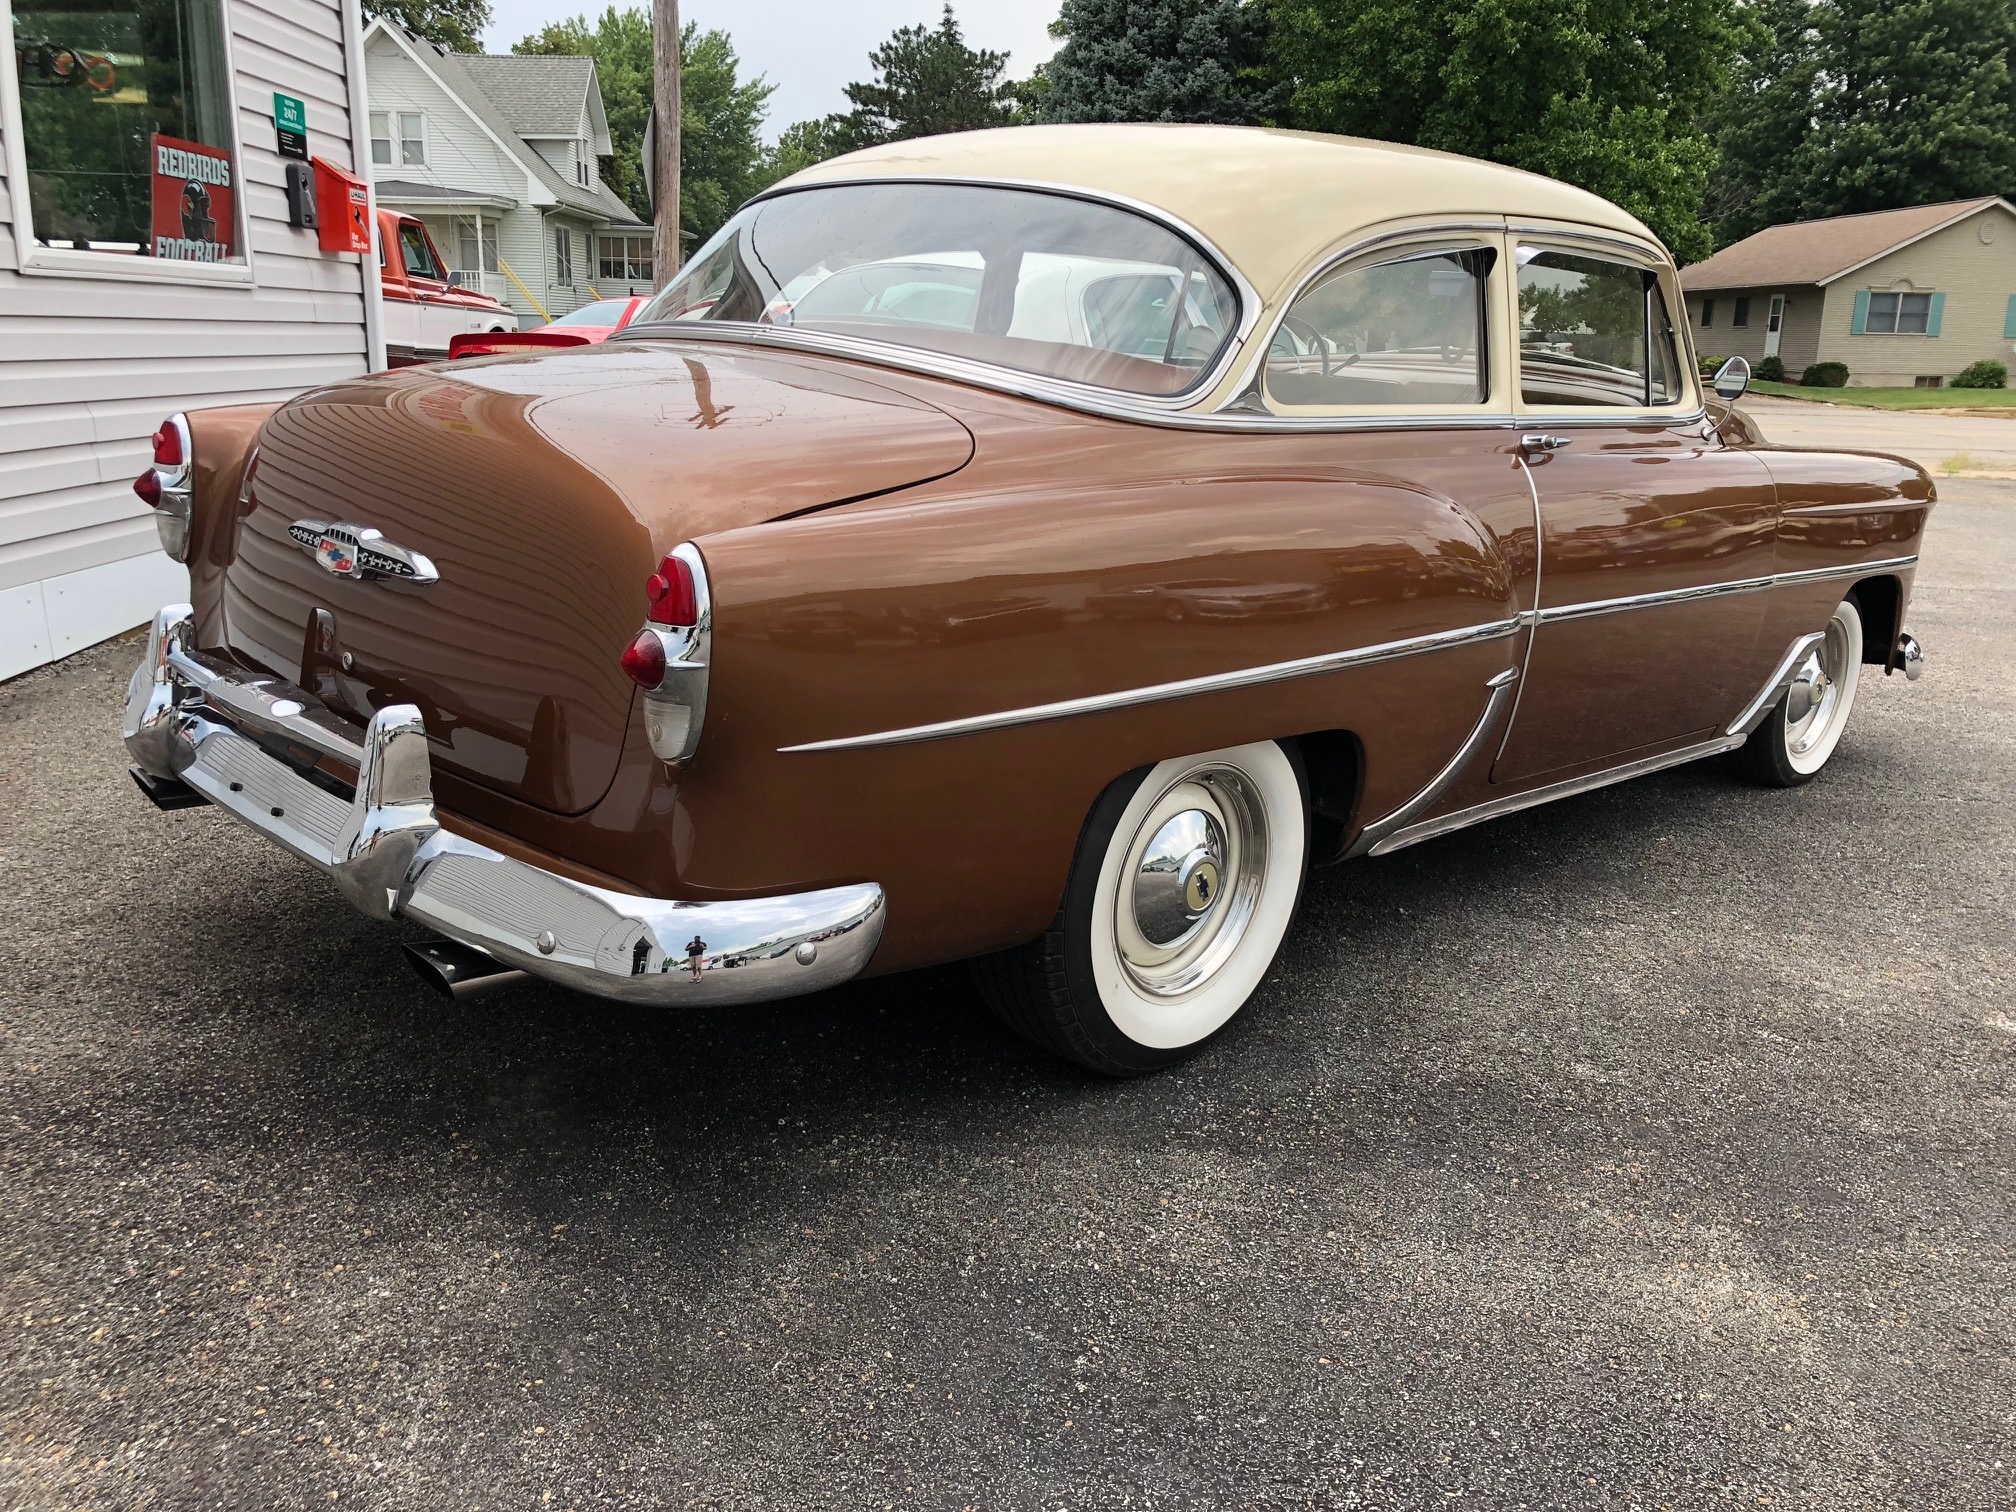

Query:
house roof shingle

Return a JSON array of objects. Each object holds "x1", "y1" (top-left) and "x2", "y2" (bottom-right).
[
  {"x1": 455, "y1": 54, "x2": 595, "y2": 139},
  {"x1": 1679, "y1": 197, "x2": 2008, "y2": 291}
]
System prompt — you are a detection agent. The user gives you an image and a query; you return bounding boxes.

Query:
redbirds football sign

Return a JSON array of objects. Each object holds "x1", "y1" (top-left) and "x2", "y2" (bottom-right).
[{"x1": 150, "y1": 134, "x2": 236, "y2": 263}]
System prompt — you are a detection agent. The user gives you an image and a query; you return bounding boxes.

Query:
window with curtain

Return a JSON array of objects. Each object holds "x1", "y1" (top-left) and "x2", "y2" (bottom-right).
[{"x1": 13, "y1": 0, "x2": 241, "y2": 261}]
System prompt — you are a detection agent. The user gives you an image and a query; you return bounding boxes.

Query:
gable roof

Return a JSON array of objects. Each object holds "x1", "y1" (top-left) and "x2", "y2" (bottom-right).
[
  {"x1": 1680, "y1": 197, "x2": 2012, "y2": 291},
  {"x1": 365, "y1": 21, "x2": 641, "y2": 227},
  {"x1": 456, "y1": 54, "x2": 595, "y2": 140}
]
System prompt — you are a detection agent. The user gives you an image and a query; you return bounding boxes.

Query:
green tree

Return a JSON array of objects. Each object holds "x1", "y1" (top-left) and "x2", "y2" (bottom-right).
[
  {"x1": 755, "y1": 116, "x2": 857, "y2": 186},
  {"x1": 1041, "y1": 0, "x2": 1281, "y2": 125},
  {"x1": 834, "y1": 4, "x2": 1019, "y2": 145},
  {"x1": 1710, "y1": 0, "x2": 2016, "y2": 245},
  {"x1": 365, "y1": 0, "x2": 490, "y2": 53},
  {"x1": 1268, "y1": 0, "x2": 1742, "y2": 261},
  {"x1": 516, "y1": 11, "x2": 772, "y2": 247}
]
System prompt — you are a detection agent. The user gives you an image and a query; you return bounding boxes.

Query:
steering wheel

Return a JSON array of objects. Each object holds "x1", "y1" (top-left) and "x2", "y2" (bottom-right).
[{"x1": 1279, "y1": 314, "x2": 1332, "y2": 379}]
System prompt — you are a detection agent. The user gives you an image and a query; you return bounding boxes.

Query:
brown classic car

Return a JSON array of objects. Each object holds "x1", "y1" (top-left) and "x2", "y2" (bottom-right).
[{"x1": 123, "y1": 125, "x2": 1930, "y2": 1074}]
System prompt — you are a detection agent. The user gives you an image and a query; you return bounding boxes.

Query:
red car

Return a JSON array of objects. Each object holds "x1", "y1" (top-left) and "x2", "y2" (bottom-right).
[{"x1": 448, "y1": 296, "x2": 646, "y2": 359}]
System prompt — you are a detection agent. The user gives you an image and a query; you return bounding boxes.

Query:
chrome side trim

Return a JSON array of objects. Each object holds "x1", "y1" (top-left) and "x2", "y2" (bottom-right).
[
  {"x1": 1493, "y1": 456, "x2": 1546, "y2": 765},
  {"x1": 1726, "y1": 631, "x2": 1826, "y2": 737},
  {"x1": 1366, "y1": 732, "x2": 1743, "y2": 856},
  {"x1": 123, "y1": 607, "x2": 885, "y2": 1008},
  {"x1": 1532, "y1": 554, "x2": 1918, "y2": 626},
  {"x1": 1346, "y1": 668, "x2": 1520, "y2": 859},
  {"x1": 1364, "y1": 624, "x2": 1842, "y2": 856},
  {"x1": 779, "y1": 615, "x2": 1524, "y2": 754}
]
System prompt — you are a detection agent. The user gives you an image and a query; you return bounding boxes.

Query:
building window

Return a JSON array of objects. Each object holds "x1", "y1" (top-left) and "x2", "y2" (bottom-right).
[
  {"x1": 11, "y1": 0, "x2": 243, "y2": 264},
  {"x1": 576, "y1": 139, "x2": 589, "y2": 186},
  {"x1": 1914, "y1": 375, "x2": 1944, "y2": 388},
  {"x1": 452, "y1": 216, "x2": 499, "y2": 275},
  {"x1": 1700, "y1": 297, "x2": 1714, "y2": 328},
  {"x1": 1867, "y1": 291, "x2": 1933, "y2": 334},
  {"x1": 370, "y1": 113, "x2": 392, "y2": 165},
  {"x1": 598, "y1": 234, "x2": 652, "y2": 282},
  {"x1": 554, "y1": 226, "x2": 573, "y2": 285},
  {"x1": 1732, "y1": 297, "x2": 1751, "y2": 327},
  {"x1": 370, "y1": 112, "x2": 423, "y2": 165}
]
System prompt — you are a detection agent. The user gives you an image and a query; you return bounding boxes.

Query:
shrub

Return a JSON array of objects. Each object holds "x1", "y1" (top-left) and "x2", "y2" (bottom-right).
[
  {"x1": 1802, "y1": 361, "x2": 1850, "y2": 388},
  {"x1": 1697, "y1": 353, "x2": 1727, "y2": 378},
  {"x1": 1756, "y1": 354, "x2": 1786, "y2": 382},
  {"x1": 1952, "y1": 359, "x2": 2008, "y2": 389}
]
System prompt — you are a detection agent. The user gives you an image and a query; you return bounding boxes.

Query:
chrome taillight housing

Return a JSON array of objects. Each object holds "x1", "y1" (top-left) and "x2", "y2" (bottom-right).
[
  {"x1": 133, "y1": 413, "x2": 195, "y2": 561},
  {"x1": 620, "y1": 541, "x2": 711, "y2": 763}
]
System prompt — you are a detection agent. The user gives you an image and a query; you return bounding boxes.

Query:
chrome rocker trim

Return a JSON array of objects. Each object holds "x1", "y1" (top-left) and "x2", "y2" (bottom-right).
[
  {"x1": 1346, "y1": 668, "x2": 1520, "y2": 859},
  {"x1": 1363, "y1": 628, "x2": 1838, "y2": 857},
  {"x1": 123, "y1": 606, "x2": 885, "y2": 1007}
]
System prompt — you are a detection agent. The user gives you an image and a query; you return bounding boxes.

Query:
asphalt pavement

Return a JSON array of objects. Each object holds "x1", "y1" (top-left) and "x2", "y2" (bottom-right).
[
  {"x1": 3, "y1": 484, "x2": 2012, "y2": 1510},
  {"x1": 1744, "y1": 394, "x2": 2016, "y2": 475}
]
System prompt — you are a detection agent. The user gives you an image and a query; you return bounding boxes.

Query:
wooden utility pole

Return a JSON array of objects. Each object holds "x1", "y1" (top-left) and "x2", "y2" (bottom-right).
[{"x1": 651, "y1": 0, "x2": 681, "y2": 281}]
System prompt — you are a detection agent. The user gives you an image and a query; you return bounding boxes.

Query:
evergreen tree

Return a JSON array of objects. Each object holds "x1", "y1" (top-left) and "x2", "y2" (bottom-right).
[
  {"x1": 1041, "y1": 0, "x2": 1281, "y2": 125},
  {"x1": 516, "y1": 11, "x2": 772, "y2": 246},
  {"x1": 365, "y1": 0, "x2": 490, "y2": 54},
  {"x1": 1268, "y1": 0, "x2": 1742, "y2": 261},
  {"x1": 833, "y1": 4, "x2": 1019, "y2": 146},
  {"x1": 1710, "y1": 0, "x2": 2016, "y2": 244}
]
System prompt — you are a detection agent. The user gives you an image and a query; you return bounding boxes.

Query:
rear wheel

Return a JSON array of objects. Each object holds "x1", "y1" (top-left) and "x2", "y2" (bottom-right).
[
  {"x1": 972, "y1": 741, "x2": 1308, "y2": 1075},
  {"x1": 1730, "y1": 595, "x2": 1864, "y2": 787}
]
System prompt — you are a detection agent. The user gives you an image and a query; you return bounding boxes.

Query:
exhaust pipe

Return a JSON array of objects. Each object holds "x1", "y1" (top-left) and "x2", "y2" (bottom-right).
[{"x1": 404, "y1": 939, "x2": 528, "y2": 999}]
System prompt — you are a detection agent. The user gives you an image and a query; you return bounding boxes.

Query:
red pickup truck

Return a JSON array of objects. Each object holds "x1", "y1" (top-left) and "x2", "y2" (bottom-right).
[{"x1": 378, "y1": 209, "x2": 517, "y2": 365}]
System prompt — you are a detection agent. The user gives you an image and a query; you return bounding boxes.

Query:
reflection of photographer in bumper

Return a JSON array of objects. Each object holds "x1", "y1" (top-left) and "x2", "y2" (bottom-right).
[{"x1": 180, "y1": 180, "x2": 215, "y2": 244}]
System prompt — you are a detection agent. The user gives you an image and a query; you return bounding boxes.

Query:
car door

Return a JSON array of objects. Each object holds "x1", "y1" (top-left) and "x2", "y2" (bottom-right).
[
  {"x1": 1490, "y1": 236, "x2": 1780, "y2": 784},
  {"x1": 393, "y1": 219, "x2": 469, "y2": 357}
]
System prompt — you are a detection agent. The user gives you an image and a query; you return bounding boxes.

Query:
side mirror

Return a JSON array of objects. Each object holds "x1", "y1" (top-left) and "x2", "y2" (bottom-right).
[
  {"x1": 445, "y1": 270, "x2": 467, "y2": 289},
  {"x1": 1713, "y1": 355, "x2": 1751, "y2": 402}
]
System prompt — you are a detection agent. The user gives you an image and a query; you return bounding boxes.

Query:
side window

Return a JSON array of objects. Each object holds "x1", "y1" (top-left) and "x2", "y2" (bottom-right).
[
  {"x1": 398, "y1": 222, "x2": 442, "y2": 281},
  {"x1": 1266, "y1": 246, "x2": 1493, "y2": 407},
  {"x1": 1517, "y1": 248, "x2": 1683, "y2": 408}
]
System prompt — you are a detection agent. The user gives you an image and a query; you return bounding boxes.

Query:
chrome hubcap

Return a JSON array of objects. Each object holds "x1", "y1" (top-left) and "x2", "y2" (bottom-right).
[
  {"x1": 1786, "y1": 619, "x2": 1850, "y2": 757},
  {"x1": 1114, "y1": 768, "x2": 1267, "y2": 998}
]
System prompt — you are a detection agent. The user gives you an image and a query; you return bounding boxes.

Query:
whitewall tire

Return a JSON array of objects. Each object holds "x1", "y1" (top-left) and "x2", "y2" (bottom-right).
[
  {"x1": 972, "y1": 741, "x2": 1308, "y2": 1074},
  {"x1": 1731, "y1": 595, "x2": 1865, "y2": 787}
]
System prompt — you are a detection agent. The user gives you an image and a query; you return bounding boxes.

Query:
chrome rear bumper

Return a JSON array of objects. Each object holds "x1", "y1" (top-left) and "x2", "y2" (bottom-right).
[{"x1": 122, "y1": 605, "x2": 885, "y2": 1006}]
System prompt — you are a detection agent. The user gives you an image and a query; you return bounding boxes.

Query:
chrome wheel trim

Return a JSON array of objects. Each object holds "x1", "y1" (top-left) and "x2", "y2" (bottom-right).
[
  {"x1": 1112, "y1": 768, "x2": 1269, "y2": 999},
  {"x1": 1784, "y1": 600, "x2": 1863, "y2": 775}
]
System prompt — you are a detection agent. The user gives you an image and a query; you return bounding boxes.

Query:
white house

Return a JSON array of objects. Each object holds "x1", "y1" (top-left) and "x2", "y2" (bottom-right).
[
  {"x1": 364, "y1": 21, "x2": 650, "y2": 324},
  {"x1": 1, "y1": 0, "x2": 383, "y2": 681}
]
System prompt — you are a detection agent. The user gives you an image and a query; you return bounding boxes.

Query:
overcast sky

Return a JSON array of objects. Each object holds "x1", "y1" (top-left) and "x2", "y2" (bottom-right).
[{"x1": 478, "y1": 0, "x2": 1063, "y2": 141}]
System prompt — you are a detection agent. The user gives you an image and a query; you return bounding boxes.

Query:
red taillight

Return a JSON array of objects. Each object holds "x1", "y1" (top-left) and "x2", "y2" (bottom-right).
[
  {"x1": 621, "y1": 629, "x2": 667, "y2": 688},
  {"x1": 646, "y1": 552, "x2": 697, "y2": 626},
  {"x1": 152, "y1": 420, "x2": 182, "y2": 466},
  {"x1": 134, "y1": 469, "x2": 162, "y2": 506}
]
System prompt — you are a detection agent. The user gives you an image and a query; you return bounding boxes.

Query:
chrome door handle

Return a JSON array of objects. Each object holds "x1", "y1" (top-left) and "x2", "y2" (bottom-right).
[{"x1": 1519, "y1": 433, "x2": 1571, "y2": 454}]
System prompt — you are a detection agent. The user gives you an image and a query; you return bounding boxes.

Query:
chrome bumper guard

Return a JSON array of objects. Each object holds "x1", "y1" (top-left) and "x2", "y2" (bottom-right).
[{"x1": 123, "y1": 605, "x2": 886, "y2": 1006}]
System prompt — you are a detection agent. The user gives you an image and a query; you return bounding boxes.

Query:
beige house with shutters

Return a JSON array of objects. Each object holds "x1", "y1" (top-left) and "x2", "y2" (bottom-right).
[{"x1": 1679, "y1": 197, "x2": 2016, "y2": 387}]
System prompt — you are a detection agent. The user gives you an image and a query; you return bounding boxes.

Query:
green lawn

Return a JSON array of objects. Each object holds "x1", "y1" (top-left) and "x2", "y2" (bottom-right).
[{"x1": 1748, "y1": 379, "x2": 2016, "y2": 410}]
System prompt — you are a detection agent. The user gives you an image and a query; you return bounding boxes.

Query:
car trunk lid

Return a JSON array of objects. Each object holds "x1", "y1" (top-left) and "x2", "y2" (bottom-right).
[{"x1": 218, "y1": 342, "x2": 973, "y2": 814}]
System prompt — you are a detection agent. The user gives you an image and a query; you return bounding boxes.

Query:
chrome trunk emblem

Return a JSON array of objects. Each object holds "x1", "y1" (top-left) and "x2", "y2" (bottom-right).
[{"x1": 287, "y1": 520, "x2": 438, "y2": 584}]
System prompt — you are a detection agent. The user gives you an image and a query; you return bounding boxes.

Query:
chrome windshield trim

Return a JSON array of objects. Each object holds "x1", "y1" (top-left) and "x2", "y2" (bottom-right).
[
  {"x1": 624, "y1": 174, "x2": 1260, "y2": 412},
  {"x1": 779, "y1": 616, "x2": 1524, "y2": 754},
  {"x1": 1532, "y1": 554, "x2": 1918, "y2": 625}
]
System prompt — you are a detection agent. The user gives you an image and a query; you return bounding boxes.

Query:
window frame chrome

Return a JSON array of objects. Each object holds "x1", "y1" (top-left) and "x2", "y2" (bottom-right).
[{"x1": 1510, "y1": 231, "x2": 1701, "y2": 418}]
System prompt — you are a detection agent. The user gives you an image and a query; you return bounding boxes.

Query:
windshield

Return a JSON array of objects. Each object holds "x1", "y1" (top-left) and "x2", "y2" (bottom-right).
[
  {"x1": 548, "y1": 299, "x2": 635, "y2": 328},
  {"x1": 632, "y1": 183, "x2": 1240, "y2": 397}
]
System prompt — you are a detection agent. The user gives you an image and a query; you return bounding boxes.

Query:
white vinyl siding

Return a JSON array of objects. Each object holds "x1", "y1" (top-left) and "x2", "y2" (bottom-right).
[{"x1": 0, "y1": 0, "x2": 369, "y2": 676}]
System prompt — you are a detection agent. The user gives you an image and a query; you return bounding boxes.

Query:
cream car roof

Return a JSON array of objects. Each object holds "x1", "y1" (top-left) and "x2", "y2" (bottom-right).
[{"x1": 776, "y1": 124, "x2": 1665, "y2": 304}]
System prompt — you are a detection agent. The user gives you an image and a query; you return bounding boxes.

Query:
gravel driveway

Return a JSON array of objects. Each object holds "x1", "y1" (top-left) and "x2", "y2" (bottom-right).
[{"x1": 3, "y1": 484, "x2": 2011, "y2": 1510}]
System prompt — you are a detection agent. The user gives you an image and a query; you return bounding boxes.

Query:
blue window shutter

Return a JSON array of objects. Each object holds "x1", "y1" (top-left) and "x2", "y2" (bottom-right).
[
  {"x1": 1926, "y1": 292, "x2": 1945, "y2": 337},
  {"x1": 1851, "y1": 289, "x2": 1870, "y2": 335},
  {"x1": 2005, "y1": 295, "x2": 2016, "y2": 339}
]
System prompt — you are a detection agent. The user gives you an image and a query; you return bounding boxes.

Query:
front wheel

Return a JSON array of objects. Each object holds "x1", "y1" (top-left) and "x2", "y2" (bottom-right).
[
  {"x1": 1729, "y1": 595, "x2": 1864, "y2": 787},
  {"x1": 971, "y1": 741, "x2": 1308, "y2": 1075}
]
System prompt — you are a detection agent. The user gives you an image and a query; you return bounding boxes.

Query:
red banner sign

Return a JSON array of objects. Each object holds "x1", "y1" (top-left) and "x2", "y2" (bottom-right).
[{"x1": 149, "y1": 133, "x2": 237, "y2": 263}]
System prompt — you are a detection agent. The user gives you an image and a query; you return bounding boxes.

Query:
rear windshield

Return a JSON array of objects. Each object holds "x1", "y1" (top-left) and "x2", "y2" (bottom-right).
[{"x1": 631, "y1": 183, "x2": 1241, "y2": 397}]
